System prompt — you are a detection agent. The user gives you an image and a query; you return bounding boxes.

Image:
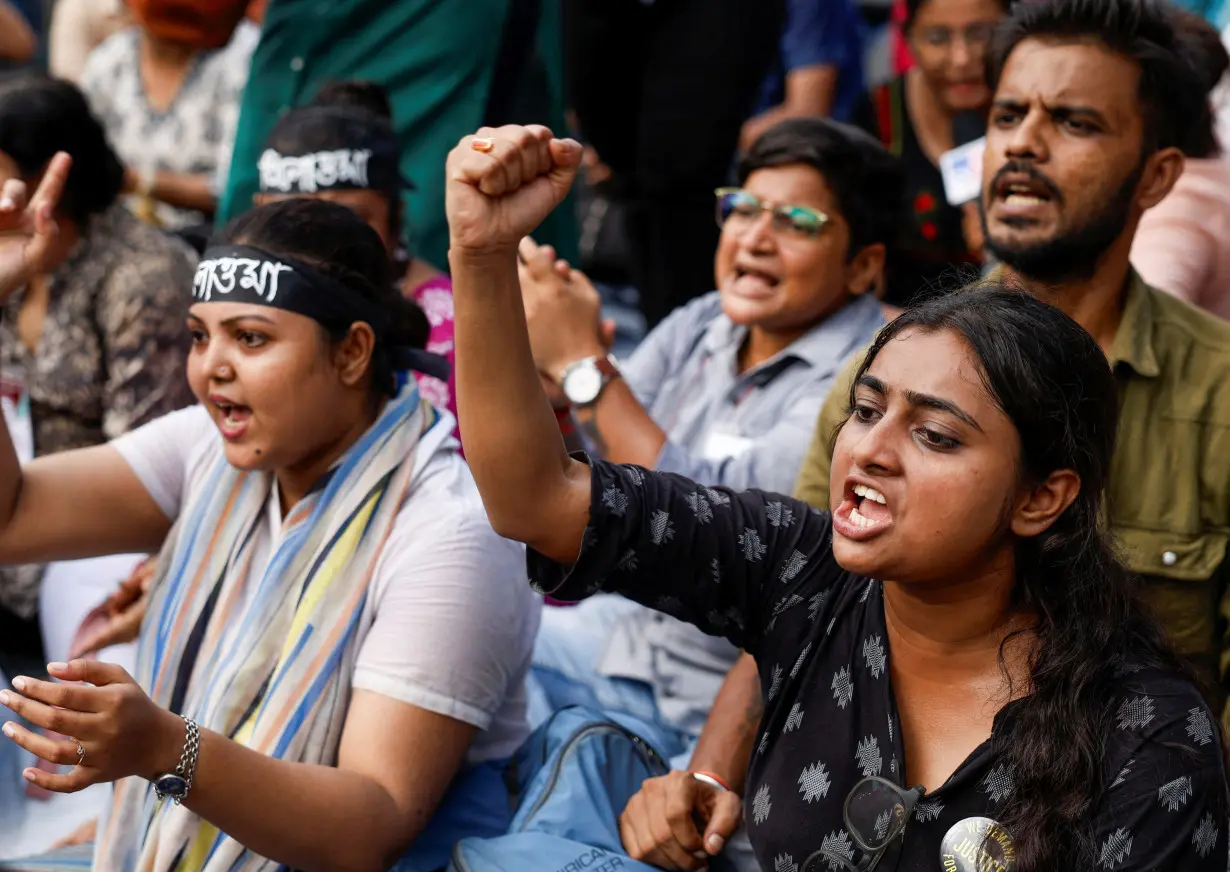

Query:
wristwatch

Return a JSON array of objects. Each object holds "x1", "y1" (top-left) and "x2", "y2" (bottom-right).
[
  {"x1": 559, "y1": 354, "x2": 620, "y2": 406},
  {"x1": 153, "y1": 716, "x2": 200, "y2": 805}
]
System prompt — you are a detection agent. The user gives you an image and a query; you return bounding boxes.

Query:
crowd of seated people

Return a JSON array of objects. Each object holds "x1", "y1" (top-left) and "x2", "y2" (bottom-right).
[{"x1": 1, "y1": 0, "x2": 1230, "y2": 871}]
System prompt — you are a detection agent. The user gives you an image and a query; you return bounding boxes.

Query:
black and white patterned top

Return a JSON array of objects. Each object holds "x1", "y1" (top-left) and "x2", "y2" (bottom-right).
[
  {"x1": 528, "y1": 459, "x2": 1230, "y2": 871},
  {"x1": 79, "y1": 24, "x2": 259, "y2": 229}
]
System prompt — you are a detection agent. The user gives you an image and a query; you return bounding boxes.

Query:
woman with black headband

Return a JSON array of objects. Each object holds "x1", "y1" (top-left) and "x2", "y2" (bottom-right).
[
  {"x1": 254, "y1": 81, "x2": 458, "y2": 426},
  {"x1": 0, "y1": 154, "x2": 539, "y2": 872}
]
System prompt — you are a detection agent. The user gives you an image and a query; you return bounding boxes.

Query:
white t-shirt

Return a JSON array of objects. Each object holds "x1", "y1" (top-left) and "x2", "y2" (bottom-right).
[{"x1": 112, "y1": 405, "x2": 540, "y2": 763}]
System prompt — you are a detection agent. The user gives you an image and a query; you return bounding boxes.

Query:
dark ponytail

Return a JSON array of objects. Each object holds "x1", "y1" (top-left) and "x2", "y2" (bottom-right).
[
  {"x1": 851, "y1": 282, "x2": 1205, "y2": 869},
  {"x1": 216, "y1": 198, "x2": 428, "y2": 397}
]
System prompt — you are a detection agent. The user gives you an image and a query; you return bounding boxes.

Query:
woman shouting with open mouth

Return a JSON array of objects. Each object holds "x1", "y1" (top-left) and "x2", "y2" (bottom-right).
[{"x1": 445, "y1": 125, "x2": 1229, "y2": 871}]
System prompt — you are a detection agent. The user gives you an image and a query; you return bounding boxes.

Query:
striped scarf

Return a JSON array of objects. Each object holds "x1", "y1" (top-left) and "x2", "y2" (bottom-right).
[{"x1": 95, "y1": 381, "x2": 443, "y2": 872}]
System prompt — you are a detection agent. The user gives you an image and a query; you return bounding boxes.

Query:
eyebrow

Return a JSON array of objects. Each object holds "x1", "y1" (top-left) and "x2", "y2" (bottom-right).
[
  {"x1": 992, "y1": 98, "x2": 1111, "y2": 129},
  {"x1": 187, "y1": 312, "x2": 278, "y2": 327},
  {"x1": 857, "y1": 374, "x2": 984, "y2": 432}
]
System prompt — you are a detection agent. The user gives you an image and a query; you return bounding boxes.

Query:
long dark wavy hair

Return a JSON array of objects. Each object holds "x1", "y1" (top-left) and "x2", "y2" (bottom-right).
[{"x1": 850, "y1": 283, "x2": 1206, "y2": 868}]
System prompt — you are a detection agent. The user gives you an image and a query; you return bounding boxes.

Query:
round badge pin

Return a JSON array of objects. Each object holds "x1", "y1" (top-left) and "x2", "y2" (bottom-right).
[{"x1": 939, "y1": 817, "x2": 1017, "y2": 872}]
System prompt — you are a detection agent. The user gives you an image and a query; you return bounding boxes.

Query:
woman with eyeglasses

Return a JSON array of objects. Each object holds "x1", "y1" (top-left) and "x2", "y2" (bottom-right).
[
  {"x1": 853, "y1": 0, "x2": 1009, "y2": 311},
  {"x1": 445, "y1": 125, "x2": 1229, "y2": 871},
  {"x1": 513, "y1": 117, "x2": 896, "y2": 792}
]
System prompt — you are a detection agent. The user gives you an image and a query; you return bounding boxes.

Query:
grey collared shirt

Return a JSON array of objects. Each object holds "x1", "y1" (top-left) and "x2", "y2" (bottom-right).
[{"x1": 594, "y1": 291, "x2": 884, "y2": 737}]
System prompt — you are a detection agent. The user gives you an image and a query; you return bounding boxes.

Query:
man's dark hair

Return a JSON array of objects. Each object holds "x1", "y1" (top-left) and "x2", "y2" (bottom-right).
[
  {"x1": 986, "y1": 0, "x2": 1207, "y2": 154},
  {"x1": 1170, "y1": 8, "x2": 1229, "y2": 158},
  {"x1": 737, "y1": 117, "x2": 905, "y2": 257},
  {"x1": 0, "y1": 73, "x2": 124, "y2": 225}
]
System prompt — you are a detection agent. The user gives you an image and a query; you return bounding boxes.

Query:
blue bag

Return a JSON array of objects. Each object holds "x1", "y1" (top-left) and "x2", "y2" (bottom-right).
[{"x1": 448, "y1": 706, "x2": 671, "y2": 872}]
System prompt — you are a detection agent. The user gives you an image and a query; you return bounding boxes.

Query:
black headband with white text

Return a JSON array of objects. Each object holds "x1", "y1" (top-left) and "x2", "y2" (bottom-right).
[
  {"x1": 192, "y1": 245, "x2": 450, "y2": 382},
  {"x1": 257, "y1": 105, "x2": 409, "y2": 195},
  {"x1": 258, "y1": 147, "x2": 400, "y2": 194}
]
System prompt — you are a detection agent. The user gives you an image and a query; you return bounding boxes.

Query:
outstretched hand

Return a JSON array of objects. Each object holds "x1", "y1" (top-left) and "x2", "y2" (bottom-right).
[
  {"x1": 446, "y1": 125, "x2": 582, "y2": 258},
  {"x1": 0, "y1": 660, "x2": 182, "y2": 792},
  {"x1": 0, "y1": 152, "x2": 71, "y2": 303}
]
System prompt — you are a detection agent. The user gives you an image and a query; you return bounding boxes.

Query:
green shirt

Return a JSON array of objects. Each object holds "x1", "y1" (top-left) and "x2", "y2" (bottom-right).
[
  {"x1": 794, "y1": 274, "x2": 1230, "y2": 721},
  {"x1": 218, "y1": 0, "x2": 577, "y2": 270}
]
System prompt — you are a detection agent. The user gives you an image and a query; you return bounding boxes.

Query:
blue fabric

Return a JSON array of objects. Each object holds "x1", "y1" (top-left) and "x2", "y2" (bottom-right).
[
  {"x1": 754, "y1": 0, "x2": 866, "y2": 122},
  {"x1": 447, "y1": 707, "x2": 673, "y2": 872},
  {"x1": 525, "y1": 596, "x2": 695, "y2": 769},
  {"x1": 391, "y1": 758, "x2": 515, "y2": 872},
  {"x1": 0, "y1": 759, "x2": 513, "y2": 872},
  {"x1": 0, "y1": 665, "x2": 31, "y2": 846},
  {"x1": 0, "y1": 844, "x2": 93, "y2": 871}
]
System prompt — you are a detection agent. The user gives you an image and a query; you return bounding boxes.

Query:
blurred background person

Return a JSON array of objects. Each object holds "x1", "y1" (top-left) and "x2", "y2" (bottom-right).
[
  {"x1": 738, "y1": 0, "x2": 867, "y2": 151},
  {"x1": 0, "y1": 74, "x2": 195, "y2": 683},
  {"x1": 563, "y1": 0, "x2": 786, "y2": 329},
  {"x1": 0, "y1": 1, "x2": 35, "y2": 70},
  {"x1": 254, "y1": 80, "x2": 458, "y2": 429},
  {"x1": 1132, "y1": 8, "x2": 1230, "y2": 320},
  {"x1": 79, "y1": 0, "x2": 259, "y2": 231},
  {"x1": 852, "y1": 0, "x2": 1009, "y2": 310},
  {"x1": 218, "y1": 0, "x2": 576, "y2": 273},
  {"x1": 47, "y1": 0, "x2": 128, "y2": 83}
]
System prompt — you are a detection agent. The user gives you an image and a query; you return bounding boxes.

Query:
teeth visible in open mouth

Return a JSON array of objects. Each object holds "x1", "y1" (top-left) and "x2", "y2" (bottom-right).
[
  {"x1": 848, "y1": 506, "x2": 875, "y2": 527},
  {"x1": 852, "y1": 483, "x2": 887, "y2": 505}
]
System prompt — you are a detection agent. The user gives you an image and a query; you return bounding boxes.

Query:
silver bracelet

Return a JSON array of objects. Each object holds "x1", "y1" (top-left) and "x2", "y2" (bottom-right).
[
  {"x1": 691, "y1": 771, "x2": 730, "y2": 793},
  {"x1": 153, "y1": 716, "x2": 200, "y2": 805}
]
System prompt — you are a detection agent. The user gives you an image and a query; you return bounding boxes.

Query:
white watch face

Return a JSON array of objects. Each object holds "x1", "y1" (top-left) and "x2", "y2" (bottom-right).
[{"x1": 562, "y1": 363, "x2": 603, "y2": 405}]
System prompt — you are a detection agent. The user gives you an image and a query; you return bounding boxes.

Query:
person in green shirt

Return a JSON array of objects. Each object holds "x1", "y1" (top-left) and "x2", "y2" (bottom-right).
[
  {"x1": 613, "y1": 1, "x2": 1230, "y2": 864},
  {"x1": 218, "y1": 0, "x2": 577, "y2": 272}
]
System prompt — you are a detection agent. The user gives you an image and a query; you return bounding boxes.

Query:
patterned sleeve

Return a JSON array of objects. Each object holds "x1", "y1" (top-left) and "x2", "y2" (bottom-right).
[
  {"x1": 98, "y1": 242, "x2": 196, "y2": 439},
  {"x1": 526, "y1": 456, "x2": 838, "y2": 655},
  {"x1": 1091, "y1": 678, "x2": 1229, "y2": 870}
]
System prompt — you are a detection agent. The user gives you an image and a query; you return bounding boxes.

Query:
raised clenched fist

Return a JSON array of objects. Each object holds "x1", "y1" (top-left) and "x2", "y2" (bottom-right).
[{"x1": 445, "y1": 125, "x2": 582, "y2": 257}]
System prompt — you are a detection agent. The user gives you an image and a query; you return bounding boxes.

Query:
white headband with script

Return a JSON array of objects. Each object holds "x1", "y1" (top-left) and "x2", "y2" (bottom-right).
[{"x1": 258, "y1": 148, "x2": 373, "y2": 194}]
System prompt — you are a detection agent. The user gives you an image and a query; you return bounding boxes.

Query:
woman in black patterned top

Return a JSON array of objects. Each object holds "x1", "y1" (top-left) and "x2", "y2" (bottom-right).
[{"x1": 444, "y1": 125, "x2": 1229, "y2": 871}]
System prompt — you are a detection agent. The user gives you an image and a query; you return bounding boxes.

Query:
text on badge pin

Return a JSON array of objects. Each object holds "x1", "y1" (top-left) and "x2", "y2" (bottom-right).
[{"x1": 940, "y1": 816, "x2": 1017, "y2": 872}]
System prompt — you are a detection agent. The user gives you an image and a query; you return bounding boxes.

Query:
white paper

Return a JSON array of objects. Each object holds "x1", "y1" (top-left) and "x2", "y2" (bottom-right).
[
  {"x1": 700, "y1": 429, "x2": 755, "y2": 462},
  {"x1": 939, "y1": 136, "x2": 987, "y2": 206}
]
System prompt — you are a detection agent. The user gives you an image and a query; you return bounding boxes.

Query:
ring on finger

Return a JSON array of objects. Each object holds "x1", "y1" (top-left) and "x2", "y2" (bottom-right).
[{"x1": 75, "y1": 742, "x2": 85, "y2": 767}]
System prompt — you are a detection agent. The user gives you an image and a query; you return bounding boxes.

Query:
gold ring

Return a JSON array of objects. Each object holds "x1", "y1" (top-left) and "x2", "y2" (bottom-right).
[
  {"x1": 470, "y1": 137, "x2": 496, "y2": 153},
  {"x1": 75, "y1": 743, "x2": 85, "y2": 766}
]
